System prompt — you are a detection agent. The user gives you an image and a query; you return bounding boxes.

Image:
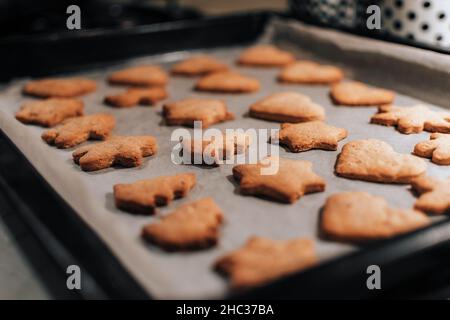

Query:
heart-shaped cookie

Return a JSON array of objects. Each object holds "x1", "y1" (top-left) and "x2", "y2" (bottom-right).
[
  {"x1": 335, "y1": 139, "x2": 426, "y2": 183},
  {"x1": 321, "y1": 192, "x2": 430, "y2": 242},
  {"x1": 278, "y1": 61, "x2": 343, "y2": 85},
  {"x1": 331, "y1": 81, "x2": 395, "y2": 106}
]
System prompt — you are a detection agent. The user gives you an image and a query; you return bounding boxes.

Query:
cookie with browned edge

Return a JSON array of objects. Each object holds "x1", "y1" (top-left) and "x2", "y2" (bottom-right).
[
  {"x1": 331, "y1": 81, "x2": 395, "y2": 106},
  {"x1": 335, "y1": 139, "x2": 426, "y2": 183},
  {"x1": 108, "y1": 65, "x2": 168, "y2": 87},
  {"x1": 23, "y1": 78, "x2": 97, "y2": 98},
  {"x1": 171, "y1": 55, "x2": 228, "y2": 76},
  {"x1": 114, "y1": 173, "x2": 196, "y2": 214},
  {"x1": 371, "y1": 104, "x2": 450, "y2": 134},
  {"x1": 249, "y1": 92, "x2": 325, "y2": 123},
  {"x1": 105, "y1": 87, "x2": 167, "y2": 108},
  {"x1": 278, "y1": 61, "x2": 343, "y2": 85},
  {"x1": 15, "y1": 98, "x2": 84, "y2": 127},
  {"x1": 233, "y1": 156, "x2": 325, "y2": 203},
  {"x1": 215, "y1": 236, "x2": 316, "y2": 289},
  {"x1": 142, "y1": 198, "x2": 223, "y2": 251},
  {"x1": 163, "y1": 98, "x2": 234, "y2": 128},
  {"x1": 321, "y1": 192, "x2": 430, "y2": 242},
  {"x1": 278, "y1": 121, "x2": 348, "y2": 152},
  {"x1": 195, "y1": 71, "x2": 260, "y2": 93},
  {"x1": 411, "y1": 176, "x2": 450, "y2": 215},
  {"x1": 73, "y1": 135, "x2": 157, "y2": 171},
  {"x1": 237, "y1": 45, "x2": 295, "y2": 67},
  {"x1": 414, "y1": 133, "x2": 450, "y2": 165},
  {"x1": 42, "y1": 114, "x2": 115, "y2": 148}
]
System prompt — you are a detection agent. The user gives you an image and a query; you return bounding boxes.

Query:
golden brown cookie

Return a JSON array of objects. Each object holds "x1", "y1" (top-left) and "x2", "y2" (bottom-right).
[
  {"x1": 195, "y1": 71, "x2": 260, "y2": 93},
  {"x1": 171, "y1": 55, "x2": 229, "y2": 76},
  {"x1": 15, "y1": 98, "x2": 84, "y2": 127},
  {"x1": 371, "y1": 105, "x2": 450, "y2": 134},
  {"x1": 335, "y1": 139, "x2": 427, "y2": 184},
  {"x1": 163, "y1": 98, "x2": 234, "y2": 128},
  {"x1": 215, "y1": 236, "x2": 316, "y2": 289},
  {"x1": 142, "y1": 198, "x2": 223, "y2": 251},
  {"x1": 331, "y1": 81, "x2": 395, "y2": 106},
  {"x1": 42, "y1": 114, "x2": 115, "y2": 148},
  {"x1": 414, "y1": 133, "x2": 450, "y2": 165},
  {"x1": 104, "y1": 87, "x2": 167, "y2": 108},
  {"x1": 182, "y1": 132, "x2": 251, "y2": 165},
  {"x1": 411, "y1": 176, "x2": 450, "y2": 215},
  {"x1": 73, "y1": 135, "x2": 157, "y2": 171},
  {"x1": 114, "y1": 173, "x2": 196, "y2": 214},
  {"x1": 321, "y1": 192, "x2": 430, "y2": 242},
  {"x1": 278, "y1": 61, "x2": 343, "y2": 85},
  {"x1": 249, "y1": 92, "x2": 325, "y2": 123},
  {"x1": 233, "y1": 156, "x2": 325, "y2": 203},
  {"x1": 108, "y1": 65, "x2": 168, "y2": 87},
  {"x1": 237, "y1": 45, "x2": 295, "y2": 67},
  {"x1": 23, "y1": 78, "x2": 97, "y2": 98},
  {"x1": 278, "y1": 121, "x2": 348, "y2": 152}
]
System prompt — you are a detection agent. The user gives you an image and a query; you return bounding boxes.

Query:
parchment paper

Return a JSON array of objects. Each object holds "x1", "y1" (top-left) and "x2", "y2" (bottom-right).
[{"x1": 0, "y1": 18, "x2": 449, "y2": 299}]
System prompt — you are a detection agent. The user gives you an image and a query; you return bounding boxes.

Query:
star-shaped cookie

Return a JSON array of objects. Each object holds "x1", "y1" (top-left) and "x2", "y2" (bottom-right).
[
  {"x1": 414, "y1": 133, "x2": 450, "y2": 165},
  {"x1": 321, "y1": 192, "x2": 430, "y2": 242},
  {"x1": 163, "y1": 98, "x2": 234, "y2": 128},
  {"x1": 108, "y1": 65, "x2": 168, "y2": 86},
  {"x1": 232, "y1": 157, "x2": 326, "y2": 203},
  {"x1": 249, "y1": 92, "x2": 325, "y2": 123},
  {"x1": 142, "y1": 198, "x2": 223, "y2": 251},
  {"x1": 114, "y1": 173, "x2": 196, "y2": 214},
  {"x1": 335, "y1": 139, "x2": 427, "y2": 183},
  {"x1": 278, "y1": 61, "x2": 343, "y2": 85},
  {"x1": 411, "y1": 176, "x2": 450, "y2": 215},
  {"x1": 278, "y1": 121, "x2": 348, "y2": 152},
  {"x1": 371, "y1": 105, "x2": 450, "y2": 134},
  {"x1": 105, "y1": 87, "x2": 167, "y2": 108},
  {"x1": 171, "y1": 55, "x2": 228, "y2": 76},
  {"x1": 331, "y1": 81, "x2": 395, "y2": 106},
  {"x1": 15, "y1": 98, "x2": 84, "y2": 127},
  {"x1": 72, "y1": 135, "x2": 157, "y2": 171},
  {"x1": 195, "y1": 71, "x2": 260, "y2": 93},
  {"x1": 215, "y1": 236, "x2": 316, "y2": 289},
  {"x1": 41, "y1": 113, "x2": 115, "y2": 148}
]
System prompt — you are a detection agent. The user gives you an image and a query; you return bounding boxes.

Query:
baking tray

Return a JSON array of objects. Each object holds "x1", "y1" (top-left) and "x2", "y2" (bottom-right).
[{"x1": 1, "y1": 12, "x2": 450, "y2": 299}]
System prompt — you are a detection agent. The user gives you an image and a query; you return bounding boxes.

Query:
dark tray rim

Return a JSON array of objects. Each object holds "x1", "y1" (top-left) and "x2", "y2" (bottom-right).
[{"x1": 1, "y1": 10, "x2": 450, "y2": 299}]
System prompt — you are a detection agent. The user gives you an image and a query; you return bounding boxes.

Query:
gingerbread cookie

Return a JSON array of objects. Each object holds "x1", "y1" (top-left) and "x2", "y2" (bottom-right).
[
  {"x1": 215, "y1": 236, "x2": 316, "y2": 289},
  {"x1": 371, "y1": 105, "x2": 450, "y2": 134},
  {"x1": 15, "y1": 98, "x2": 84, "y2": 127},
  {"x1": 414, "y1": 133, "x2": 450, "y2": 165},
  {"x1": 278, "y1": 121, "x2": 348, "y2": 152},
  {"x1": 114, "y1": 173, "x2": 196, "y2": 214},
  {"x1": 105, "y1": 87, "x2": 167, "y2": 108},
  {"x1": 411, "y1": 176, "x2": 450, "y2": 215},
  {"x1": 42, "y1": 114, "x2": 115, "y2": 148},
  {"x1": 249, "y1": 92, "x2": 325, "y2": 123},
  {"x1": 195, "y1": 71, "x2": 260, "y2": 93},
  {"x1": 233, "y1": 156, "x2": 325, "y2": 203},
  {"x1": 321, "y1": 192, "x2": 430, "y2": 242},
  {"x1": 331, "y1": 81, "x2": 395, "y2": 106},
  {"x1": 237, "y1": 45, "x2": 295, "y2": 67},
  {"x1": 108, "y1": 65, "x2": 168, "y2": 87},
  {"x1": 23, "y1": 78, "x2": 96, "y2": 98},
  {"x1": 142, "y1": 198, "x2": 223, "y2": 251},
  {"x1": 73, "y1": 135, "x2": 157, "y2": 171},
  {"x1": 182, "y1": 132, "x2": 251, "y2": 165},
  {"x1": 335, "y1": 139, "x2": 426, "y2": 183},
  {"x1": 163, "y1": 98, "x2": 234, "y2": 128},
  {"x1": 278, "y1": 61, "x2": 343, "y2": 85},
  {"x1": 171, "y1": 55, "x2": 228, "y2": 76}
]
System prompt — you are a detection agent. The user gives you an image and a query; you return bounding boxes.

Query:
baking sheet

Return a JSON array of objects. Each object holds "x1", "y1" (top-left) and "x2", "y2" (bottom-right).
[{"x1": 0, "y1": 17, "x2": 449, "y2": 299}]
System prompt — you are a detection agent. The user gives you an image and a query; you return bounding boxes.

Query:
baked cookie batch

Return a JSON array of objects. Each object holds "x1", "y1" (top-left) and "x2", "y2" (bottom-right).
[{"x1": 16, "y1": 44, "x2": 450, "y2": 290}]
